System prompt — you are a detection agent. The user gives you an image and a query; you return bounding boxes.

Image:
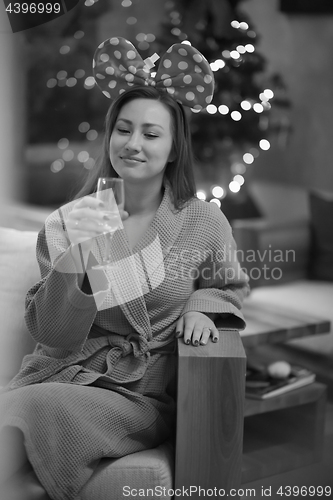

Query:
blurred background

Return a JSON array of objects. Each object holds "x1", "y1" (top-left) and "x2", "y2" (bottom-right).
[
  {"x1": 1, "y1": 2, "x2": 333, "y2": 490},
  {"x1": 0, "y1": 0, "x2": 333, "y2": 220}
]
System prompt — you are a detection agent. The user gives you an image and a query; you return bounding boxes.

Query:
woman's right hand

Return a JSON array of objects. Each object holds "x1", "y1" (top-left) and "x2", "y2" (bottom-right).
[{"x1": 65, "y1": 195, "x2": 129, "y2": 247}]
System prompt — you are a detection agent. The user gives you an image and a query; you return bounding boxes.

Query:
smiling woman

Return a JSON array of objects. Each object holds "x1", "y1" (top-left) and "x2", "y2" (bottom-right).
[
  {"x1": 76, "y1": 85, "x2": 196, "y2": 211},
  {"x1": 0, "y1": 37, "x2": 249, "y2": 500},
  {"x1": 110, "y1": 99, "x2": 174, "y2": 189}
]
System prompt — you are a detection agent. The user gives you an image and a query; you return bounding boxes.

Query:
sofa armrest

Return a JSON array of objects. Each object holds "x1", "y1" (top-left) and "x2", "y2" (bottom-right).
[
  {"x1": 175, "y1": 330, "x2": 246, "y2": 495},
  {"x1": 232, "y1": 218, "x2": 311, "y2": 288}
]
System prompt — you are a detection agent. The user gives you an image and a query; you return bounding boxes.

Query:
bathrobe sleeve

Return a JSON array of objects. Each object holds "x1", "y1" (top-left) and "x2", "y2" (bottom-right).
[
  {"x1": 181, "y1": 201, "x2": 250, "y2": 330},
  {"x1": 24, "y1": 206, "x2": 107, "y2": 351}
]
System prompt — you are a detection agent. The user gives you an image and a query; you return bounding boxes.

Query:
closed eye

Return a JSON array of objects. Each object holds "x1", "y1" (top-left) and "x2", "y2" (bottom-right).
[
  {"x1": 145, "y1": 133, "x2": 159, "y2": 139},
  {"x1": 117, "y1": 128, "x2": 130, "y2": 134}
]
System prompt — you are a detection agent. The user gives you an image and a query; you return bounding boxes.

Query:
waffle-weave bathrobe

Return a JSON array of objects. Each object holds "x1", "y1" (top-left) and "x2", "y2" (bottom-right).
[{"x1": 0, "y1": 184, "x2": 249, "y2": 500}]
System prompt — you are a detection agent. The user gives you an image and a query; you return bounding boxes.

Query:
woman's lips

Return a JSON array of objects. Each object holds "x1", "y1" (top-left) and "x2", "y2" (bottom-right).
[{"x1": 120, "y1": 156, "x2": 145, "y2": 165}]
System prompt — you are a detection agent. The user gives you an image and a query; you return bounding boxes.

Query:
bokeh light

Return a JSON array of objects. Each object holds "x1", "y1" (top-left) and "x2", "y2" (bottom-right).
[
  {"x1": 259, "y1": 139, "x2": 271, "y2": 150},
  {"x1": 57, "y1": 138, "x2": 69, "y2": 149},
  {"x1": 196, "y1": 190, "x2": 206, "y2": 201},
  {"x1": 229, "y1": 181, "x2": 241, "y2": 193},
  {"x1": 243, "y1": 153, "x2": 254, "y2": 164},
  {"x1": 210, "y1": 198, "x2": 221, "y2": 207},
  {"x1": 211, "y1": 186, "x2": 225, "y2": 198}
]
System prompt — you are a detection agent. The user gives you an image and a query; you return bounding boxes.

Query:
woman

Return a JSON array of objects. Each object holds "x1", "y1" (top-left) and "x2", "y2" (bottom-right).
[{"x1": 0, "y1": 38, "x2": 249, "y2": 500}]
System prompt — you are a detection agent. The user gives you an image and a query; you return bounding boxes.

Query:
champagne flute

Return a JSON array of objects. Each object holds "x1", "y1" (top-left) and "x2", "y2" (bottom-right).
[{"x1": 95, "y1": 177, "x2": 124, "y2": 266}]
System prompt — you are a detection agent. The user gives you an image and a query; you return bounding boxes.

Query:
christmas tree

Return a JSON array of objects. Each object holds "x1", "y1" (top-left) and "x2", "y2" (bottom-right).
[{"x1": 155, "y1": 0, "x2": 290, "y2": 216}]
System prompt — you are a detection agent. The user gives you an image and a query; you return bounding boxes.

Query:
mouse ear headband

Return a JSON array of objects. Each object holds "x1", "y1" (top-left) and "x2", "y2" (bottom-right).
[{"x1": 93, "y1": 36, "x2": 214, "y2": 112}]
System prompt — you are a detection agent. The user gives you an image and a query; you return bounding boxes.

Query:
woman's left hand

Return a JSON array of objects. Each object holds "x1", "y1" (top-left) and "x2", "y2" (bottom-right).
[{"x1": 175, "y1": 312, "x2": 219, "y2": 346}]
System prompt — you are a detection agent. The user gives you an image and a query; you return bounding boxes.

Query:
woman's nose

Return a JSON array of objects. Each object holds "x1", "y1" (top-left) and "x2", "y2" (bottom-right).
[{"x1": 125, "y1": 132, "x2": 142, "y2": 152}]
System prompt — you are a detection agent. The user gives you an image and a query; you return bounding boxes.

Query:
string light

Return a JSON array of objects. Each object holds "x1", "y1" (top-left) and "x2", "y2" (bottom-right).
[
  {"x1": 264, "y1": 89, "x2": 274, "y2": 99},
  {"x1": 241, "y1": 100, "x2": 251, "y2": 111},
  {"x1": 84, "y1": 77, "x2": 95, "y2": 89},
  {"x1": 74, "y1": 31, "x2": 84, "y2": 39},
  {"x1": 62, "y1": 150, "x2": 74, "y2": 161},
  {"x1": 77, "y1": 151, "x2": 90, "y2": 163},
  {"x1": 126, "y1": 16, "x2": 137, "y2": 25},
  {"x1": 231, "y1": 111, "x2": 242, "y2": 121},
  {"x1": 230, "y1": 50, "x2": 240, "y2": 60},
  {"x1": 236, "y1": 45, "x2": 246, "y2": 54},
  {"x1": 210, "y1": 62, "x2": 219, "y2": 71},
  {"x1": 229, "y1": 181, "x2": 241, "y2": 193},
  {"x1": 233, "y1": 175, "x2": 245, "y2": 186},
  {"x1": 78, "y1": 122, "x2": 90, "y2": 133},
  {"x1": 171, "y1": 28, "x2": 181, "y2": 36},
  {"x1": 196, "y1": 190, "x2": 206, "y2": 201},
  {"x1": 243, "y1": 153, "x2": 254, "y2": 164},
  {"x1": 218, "y1": 105, "x2": 229, "y2": 115},
  {"x1": 57, "y1": 70, "x2": 67, "y2": 80},
  {"x1": 50, "y1": 159, "x2": 65, "y2": 173},
  {"x1": 46, "y1": 78, "x2": 57, "y2": 88},
  {"x1": 74, "y1": 69, "x2": 85, "y2": 79},
  {"x1": 210, "y1": 198, "x2": 221, "y2": 207},
  {"x1": 59, "y1": 45, "x2": 70, "y2": 55},
  {"x1": 211, "y1": 186, "x2": 224, "y2": 198},
  {"x1": 253, "y1": 103, "x2": 264, "y2": 113},
  {"x1": 138, "y1": 42, "x2": 149, "y2": 50},
  {"x1": 215, "y1": 59, "x2": 225, "y2": 69},
  {"x1": 66, "y1": 78, "x2": 77, "y2": 87},
  {"x1": 259, "y1": 139, "x2": 271, "y2": 150},
  {"x1": 245, "y1": 44, "x2": 255, "y2": 53},
  {"x1": 57, "y1": 138, "x2": 69, "y2": 149},
  {"x1": 207, "y1": 104, "x2": 217, "y2": 114},
  {"x1": 83, "y1": 158, "x2": 95, "y2": 170},
  {"x1": 231, "y1": 163, "x2": 246, "y2": 175},
  {"x1": 86, "y1": 130, "x2": 98, "y2": 141}
]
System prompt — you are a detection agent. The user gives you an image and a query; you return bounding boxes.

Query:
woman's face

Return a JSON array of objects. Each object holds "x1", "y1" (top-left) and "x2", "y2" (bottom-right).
[{"x1": 109, "y1": 98, "x2": 174, "y2": 185}]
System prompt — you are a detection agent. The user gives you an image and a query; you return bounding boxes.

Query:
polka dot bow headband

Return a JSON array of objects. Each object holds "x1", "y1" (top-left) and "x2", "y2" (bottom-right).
[{"x1": 93, "y1": 36, "x2": 214, "y2": 111}]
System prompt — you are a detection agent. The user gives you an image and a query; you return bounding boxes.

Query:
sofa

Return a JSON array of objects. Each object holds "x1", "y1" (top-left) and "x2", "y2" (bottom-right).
[
  {"x1": 233, "y1": 205, "x2": 333, "y2": 385},
  {"x1": 0, "y1": 218, "x2": 246, "y2": 500}
]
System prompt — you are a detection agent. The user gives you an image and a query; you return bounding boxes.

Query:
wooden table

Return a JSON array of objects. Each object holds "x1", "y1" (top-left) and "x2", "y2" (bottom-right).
[
  {"x1": 225, "y1": 297, "x2": 331, "y2": 484},
  {"x1": 240, "y1": 298, "x2": 331, "y2": 348}
]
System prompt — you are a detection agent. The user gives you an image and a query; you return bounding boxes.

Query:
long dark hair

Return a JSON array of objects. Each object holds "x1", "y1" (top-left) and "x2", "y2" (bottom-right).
[{"x1": 74, "y1": 86, "x2": 197, "y2": 210}]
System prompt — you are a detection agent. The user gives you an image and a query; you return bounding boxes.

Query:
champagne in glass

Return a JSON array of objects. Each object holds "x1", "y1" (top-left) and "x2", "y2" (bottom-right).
[{"x1": 95, "y1": 177, "x2": 124, "y2": 266}]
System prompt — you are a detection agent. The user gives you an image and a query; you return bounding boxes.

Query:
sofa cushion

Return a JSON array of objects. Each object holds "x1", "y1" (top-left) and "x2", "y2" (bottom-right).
[
  {"x1": 0, "y1": 227, "x2": 39, "y2": 383},
  {"x1": 81, "y1": 442, "x2": 174, "y2": 500},
  {"x1": 249, "y1": 280, "x2": 333, "y2": 355},
  {"x1": 309, "y1": 190, "x2": 333, "y2": 282}
]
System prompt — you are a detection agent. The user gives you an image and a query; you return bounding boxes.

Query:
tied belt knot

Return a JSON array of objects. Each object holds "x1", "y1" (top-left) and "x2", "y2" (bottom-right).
[
  {"x1": 120, "y1": 333, "x2": 150, "y2": 358},
  {"x1": 104, "y1": 332, "x2": 175, "y2": 358}
]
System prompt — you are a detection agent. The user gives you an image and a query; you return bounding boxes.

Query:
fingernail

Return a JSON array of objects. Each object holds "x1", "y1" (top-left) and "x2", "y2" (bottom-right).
[
  {"x1": 103, "y1": 215, "x2": 111, "y2": 221},
  {"x1": 175, "y1": 331, "x2": 181, "y2": 338},
  {"x1": 98, "y1": 202, "x2": 105, "y2": 207},
  {"x1": 185, "y1": 339, "x2": 190, "y2": 345},
  {"x1": 200, "y1": 340, "x2": 206, "y2": 345},
  {"x1": 193, "y1": 340, "x2": 199, "y2": 346},
  {"x1": 213, "y1": 337, "x2": 218, "y2": 343}
]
